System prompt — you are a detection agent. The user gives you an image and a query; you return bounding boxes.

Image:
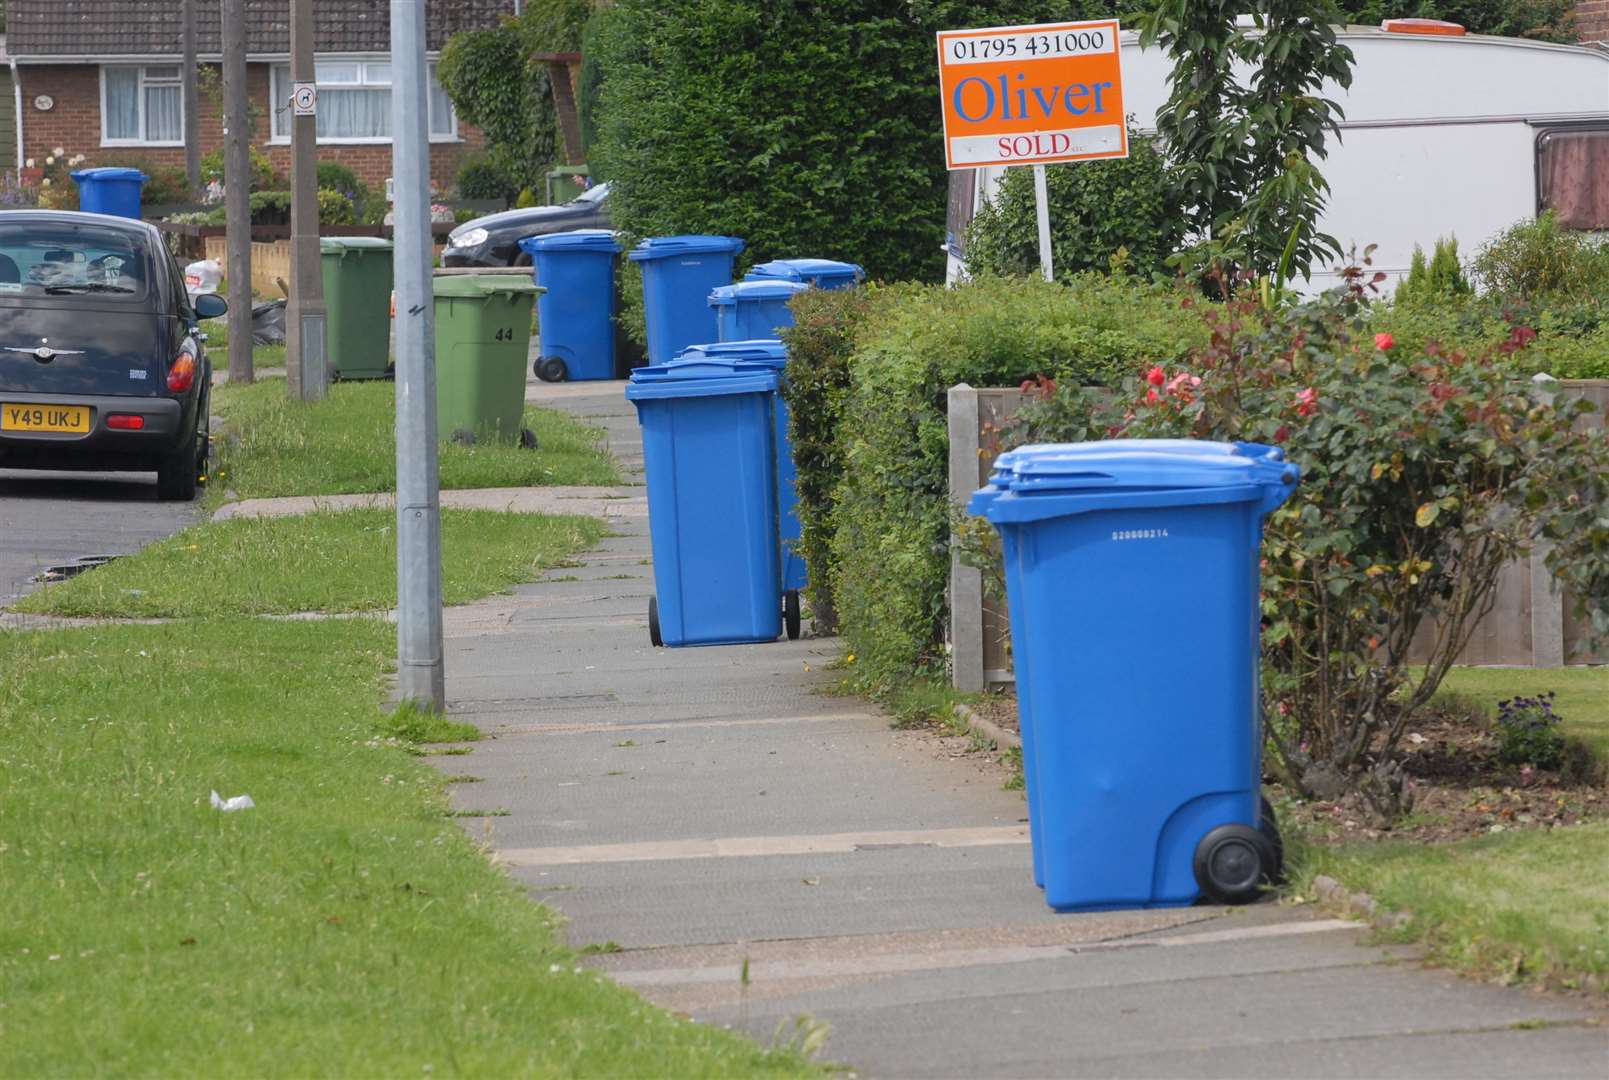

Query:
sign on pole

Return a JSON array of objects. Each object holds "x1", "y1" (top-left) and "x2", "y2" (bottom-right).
[
  {"x1": 291, "y1": 82, "x2": 318, "y2": 116},
  {"x1": 937, "y1": 20, "x2": 1128, "y2": 283},
  {"x1": 937, "y1": 20, "x2": 1128, "y2": 170}
]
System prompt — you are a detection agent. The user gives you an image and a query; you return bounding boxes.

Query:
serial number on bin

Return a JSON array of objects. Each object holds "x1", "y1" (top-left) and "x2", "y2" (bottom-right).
[{"x1": 1111, "y1": 528, "x2": 1169, "y2": 541}]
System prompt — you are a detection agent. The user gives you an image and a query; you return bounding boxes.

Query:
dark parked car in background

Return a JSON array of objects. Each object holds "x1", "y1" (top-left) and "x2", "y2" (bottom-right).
[
  {"x1": 0, "y1": 211, "x2": 223, "y2": 501},
  {"x1": 441, "y1": 183, "x2": 611, "y2": 268}
]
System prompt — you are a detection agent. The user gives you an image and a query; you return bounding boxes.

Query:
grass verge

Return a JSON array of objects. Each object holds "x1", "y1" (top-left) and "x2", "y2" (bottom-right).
[
  {"x1": 0, "y1": 618, "x2": 813, "y2": 1076},
  {"x1": 210, "y1": 378, "x2": 619, "y2": 502},
  {"x1": 11, "y1": 509, "x2": 604, "y2": 618},
  {"x1": 1292, "y1": 823, "x2": 1609, "y2": 992}
]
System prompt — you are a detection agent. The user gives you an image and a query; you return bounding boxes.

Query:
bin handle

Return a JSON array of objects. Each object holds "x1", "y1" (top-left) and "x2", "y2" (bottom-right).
[{"x1": 466, "y1": 280, "x2": 545, "y2": 297}]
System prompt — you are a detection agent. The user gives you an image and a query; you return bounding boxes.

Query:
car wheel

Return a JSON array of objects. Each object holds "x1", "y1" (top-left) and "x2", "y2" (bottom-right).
[{"x1": 157, "y1": 431, "x2": 201, "y2": 501}]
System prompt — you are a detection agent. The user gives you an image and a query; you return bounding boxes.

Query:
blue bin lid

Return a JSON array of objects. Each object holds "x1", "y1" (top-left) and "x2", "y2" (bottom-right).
[
  {"x1": 625, "y1": 355, "x2": 777, "y2": 401},
  {"x1": 71, "y1": 167, "x2": 148, "y2": 182},
  {"x1": 707, "y1": 280, "x2": 809, "y2": 307},
  {"x1": 627, "y1": 235, "x2": 746, "y2": 261},
  {"x1": 1000, "y1": 440, "x2": 1295, "y2": 495},
  {"x1": 745, "y1": 258, "x2": 864, "y2": 285},
  {"x1": 519, "y1": 229, "x2": 620, "y2": 255},
  {"x1": 675, "y1": 340, "x2": 788, "y2": 368}
]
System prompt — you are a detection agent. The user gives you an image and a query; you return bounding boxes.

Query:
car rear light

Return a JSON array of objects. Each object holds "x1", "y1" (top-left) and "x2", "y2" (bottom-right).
[
  {"x1": 106, "y1": 414, "x2": 145, "y2": 430},
  {"x1": 168, "y1": 351, "x2": 196, "y2": 393}
]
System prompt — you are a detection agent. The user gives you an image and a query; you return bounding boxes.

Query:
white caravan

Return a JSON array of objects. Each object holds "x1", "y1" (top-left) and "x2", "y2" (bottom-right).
[{"x1": 944, "y1": 22, "x2": 1609, "y2": 290}]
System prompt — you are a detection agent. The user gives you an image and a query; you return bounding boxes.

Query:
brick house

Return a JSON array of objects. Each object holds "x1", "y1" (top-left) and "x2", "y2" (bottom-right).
[
  {"x1": 1578, "y1": 2, "x2": 1609, "y2": 42},
  {"x1": 5, "y1": 0, "x2": 515, "y2": 191}
]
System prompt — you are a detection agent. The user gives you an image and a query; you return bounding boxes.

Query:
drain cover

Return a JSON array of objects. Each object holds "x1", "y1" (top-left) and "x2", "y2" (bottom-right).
[{"x1": 34, "y1": 554, "x2": 121, "y2": 583}]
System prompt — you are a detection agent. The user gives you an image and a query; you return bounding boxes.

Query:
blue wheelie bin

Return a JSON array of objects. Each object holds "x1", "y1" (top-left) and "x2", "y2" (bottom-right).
[
  {"x1": 744, "y1": 258, "x2": 864, "y2": 290},
  {"x1": 520, "y1": 230, "x2": 621, "y2": 383},
  {"x1": 628, "y1": 235, "x2": 744, "y2": 366},
  {"x1": 709, "y1": 280, "x2": 809, "y2": 343},
  {"x1": 673, "y1": 340, "x2": 805, "y2": 634},
  {"x1": 970, "y1": 440, "x2": 1298, "y2": 912},
  {"x1": 71, "y1": 167, "x2": 147, "y2": 219},
  {"x1": 625, "y1": 357, "x2": 784, "y2": 647}
]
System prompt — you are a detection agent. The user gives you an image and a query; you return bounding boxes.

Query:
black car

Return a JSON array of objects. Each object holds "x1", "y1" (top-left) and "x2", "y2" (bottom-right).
[
  {"x1": 441, "y1": 182, "x2": 611, "y2": 268},
  {"x1": 0, "y1": 210, "x2": 223, "y2": 501}
]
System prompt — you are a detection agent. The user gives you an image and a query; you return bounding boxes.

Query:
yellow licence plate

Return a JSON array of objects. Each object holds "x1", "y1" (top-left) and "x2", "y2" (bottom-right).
[{"x1": 2, "y1": 403, "x2": 91, "y2": 433}]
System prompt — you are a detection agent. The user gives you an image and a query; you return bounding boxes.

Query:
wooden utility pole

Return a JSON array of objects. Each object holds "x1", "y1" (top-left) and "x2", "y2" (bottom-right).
[
  {"x1": 181, "y1": 0, "x2": 200, "y2": 193},
  {"x1": 285, "y1": 0, "x2": 326, "y2": 400},
  {"x1": 221, "y1": 0, "x2": 252, "y2": 384}
]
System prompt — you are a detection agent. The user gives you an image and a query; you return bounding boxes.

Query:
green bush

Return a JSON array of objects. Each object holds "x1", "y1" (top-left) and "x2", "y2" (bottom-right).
[
  {"x1": 779, "y1": 284, "x2": 910, "y2": 630},
  {"x1": 964, "y1": 133, "x2": 1182, "y2": 282},
  {"x1": 315, "y1": 162, "x2": 366, "y2": 199},
  {"x1": 822, "y1": 275, "x2": 1206, "y2": 691},
  {"x1": 1473, "y1": 212, "x2": 1609, "y2": 306},
  {"x1": 317, "y1": 188, "x2": 357, "y2": 226},
  {"x1": 590, "y1": 1, "x2": 1128, "y2": 283},
  {"x1": 200, "y1": 145, "x2": 279, "y2": 192},
  {"x1": 1394, "y1": 236, "x2": 1471, "y2": 306},
  {"x1": 455, "y1": 155, "x2": 518, "y2": 204},
  {"x1": 248, "y1": 190, "x2": 291, "y2": 225}
]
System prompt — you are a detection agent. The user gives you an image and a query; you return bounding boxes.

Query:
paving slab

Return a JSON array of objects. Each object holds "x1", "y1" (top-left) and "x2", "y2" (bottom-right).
[{"x1": 436, "y1": 376, "x2": 1609, "y2": 1078}]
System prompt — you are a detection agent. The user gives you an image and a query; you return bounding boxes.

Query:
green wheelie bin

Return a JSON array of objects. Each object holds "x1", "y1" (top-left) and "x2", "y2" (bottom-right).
[
  {"x1": 321, "y1": 237, "x2": 395, "y2": 380},
  {"x1": 432, "y1": 274, "x2": 544, "y2": 446}
]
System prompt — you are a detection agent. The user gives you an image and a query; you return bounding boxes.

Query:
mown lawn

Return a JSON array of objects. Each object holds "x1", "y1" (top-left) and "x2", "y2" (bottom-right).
[
  {"x1": 1294, "y1": 664, "x2": 1609, "y2": 992},
  {"x1": 209, "y1": 378, "x2": 619, "y2": 503},
  {"x1": 10, "y1": 509, "x2": 602, "y2": 619},
  {"x1": 0, "y1": 619, "x2": 814, "y2": 1076}
]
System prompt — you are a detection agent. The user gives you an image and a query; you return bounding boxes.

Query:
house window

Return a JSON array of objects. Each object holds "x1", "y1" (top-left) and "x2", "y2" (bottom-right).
[
  {"x1": 270, "y1": 60, "x2": 457, "y2": 143},
  {"x1": 101, "y1": 66, "x2": 183, "y2": 146},
  {"x1": 1537, "y1": 127, "x2": 1609, "y2": 231}
]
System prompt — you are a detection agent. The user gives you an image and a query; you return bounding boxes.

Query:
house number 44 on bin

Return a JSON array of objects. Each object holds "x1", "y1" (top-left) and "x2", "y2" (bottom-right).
[{"x1": 1112, "y1": 528, "x2": 1169, "y2": 541}]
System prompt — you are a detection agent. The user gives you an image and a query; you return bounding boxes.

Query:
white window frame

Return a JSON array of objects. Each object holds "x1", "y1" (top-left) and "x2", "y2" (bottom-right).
[
  {"x1": 268, "y1": 57, "x2": 459, "y2": 145},
  {"x1": 100, "y1": 65, "x2": 185, "y2": 147}
]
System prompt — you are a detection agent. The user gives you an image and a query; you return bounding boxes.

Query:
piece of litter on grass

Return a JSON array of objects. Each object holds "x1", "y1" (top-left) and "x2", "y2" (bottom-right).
[
  {"x1": 210, "y1": 790, "x2": 255, "y2": 812},
  {"x1": 1407, "y1": 732, "x2": 1426, "y2": 745}
]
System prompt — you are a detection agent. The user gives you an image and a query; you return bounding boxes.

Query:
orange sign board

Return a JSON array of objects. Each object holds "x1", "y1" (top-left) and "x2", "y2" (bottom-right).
[{"x1": 937, "y1": 20, "x2": 1128, "y2": 171}]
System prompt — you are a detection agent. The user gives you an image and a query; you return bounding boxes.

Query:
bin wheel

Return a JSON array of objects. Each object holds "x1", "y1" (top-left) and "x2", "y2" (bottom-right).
[
  {"x1": 450, "y1": 427, "x2": 476, "y2": 447},
  {"x1": 1193, "y1": 824, "x2": 1276, "y2": 905},
  {"x1": 783, "y1": 590, "x2": 801, "y2": 641},
  {"x1": 519, "y1": 427, "x2": 538, "y2": 451},
  {"x1": 535, "y1": 356, "x2": 567, "y2": 383},
  {"x1": 648, "y1": 596, "x2": 663, "y2": 647},
  {"x1": 1259, "y1": 794, "x2": 1285, "y2": 883}
]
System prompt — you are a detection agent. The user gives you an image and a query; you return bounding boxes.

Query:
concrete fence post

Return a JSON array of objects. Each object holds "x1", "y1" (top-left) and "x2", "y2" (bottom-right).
[{"x1": 948, "y1": 384, "x2": 985, "y2": 693}]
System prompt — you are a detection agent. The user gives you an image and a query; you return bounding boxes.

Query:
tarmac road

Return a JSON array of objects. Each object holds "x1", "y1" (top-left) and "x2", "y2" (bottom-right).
[{"x1": 0, "y1": 468, "x2": 201, "y2": 605}]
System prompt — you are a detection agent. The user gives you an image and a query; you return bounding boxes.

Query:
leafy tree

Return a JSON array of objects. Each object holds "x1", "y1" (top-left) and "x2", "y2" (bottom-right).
[
  {"x1": 964, "y1": 132, "x2": 1183, "y2": 282},
  {"x1": 1136, "y1": 2, "x2": 1355, "y2": 291},
  {"x1": 1394, "y1": 237, "x2": 1471, "y2": 305}
]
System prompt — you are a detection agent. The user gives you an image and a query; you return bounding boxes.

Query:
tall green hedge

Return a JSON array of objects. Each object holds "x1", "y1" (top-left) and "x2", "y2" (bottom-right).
[
  {"x1": 781, "y1": 276, "x2": 1208, "y2": 691},
  {"x1": 588, "y1": 0, "x2": 1139, "y2": 282}
]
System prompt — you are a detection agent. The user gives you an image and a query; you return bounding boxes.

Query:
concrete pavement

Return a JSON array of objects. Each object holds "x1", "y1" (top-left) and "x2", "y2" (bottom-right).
[{"x1": 439, "y1": 379, "x2": 1606, "y2": 1077}]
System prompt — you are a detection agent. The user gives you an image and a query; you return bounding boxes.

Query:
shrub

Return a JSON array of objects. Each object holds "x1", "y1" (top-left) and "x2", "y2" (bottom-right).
[
  {"x1": 1473, "y1": 212, "x2": 1609, "y2": 306},
  {"x1": 98, "y1": 158, "x2": 191, "y2": 205},
  {"x1": 200, "y1": 145, "x2": 279, "y2": 192},
  {"x1": 779, "y1": 284, "x2": 907, "y2": 630},
  {"x1": 591, "y1": 0, "x2": 1119, "y2": 283},
  {"x1": 248, "y1": 190, "x2": 291, "y2": 225},
  {"x1": 964, "y1": 133, "x2": 1183, "y2": 282},
  {"x1": 1011, "y1": 278, "x2": 1609, "y2": 821},
  {"x1": 456, "y1": 155, "x2": 518, "y2": 204},
  {"x1": 1494, "y1": 693, "x2": 1568, "y2": 770},
  {"x1": 317, "y1": 188, "x2": 357, "y2": 226},
  {"x1": 315, "y1": 162, "x2": 366, "y2": 199},
  {"x1": 823, "y1": 275, "x2": 1207, "y2": 692},
  {"x1": 1394, "y1": 237, "x2": 1471, "y2": 306}
]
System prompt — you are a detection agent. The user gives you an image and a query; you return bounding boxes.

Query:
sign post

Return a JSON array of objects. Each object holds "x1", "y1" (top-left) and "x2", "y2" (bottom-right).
[{"x1": 937, "y1": 20, "x2": 1128, "y2": 282}]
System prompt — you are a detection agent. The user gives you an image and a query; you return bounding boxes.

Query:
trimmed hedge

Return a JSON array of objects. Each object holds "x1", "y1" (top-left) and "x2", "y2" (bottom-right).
[
  {"x1": 783, "y1": 275, "x2": 1208, "y2": 692},
  {"x1": 589, "y1": 1, "x2": 1142, "y2": 283}
]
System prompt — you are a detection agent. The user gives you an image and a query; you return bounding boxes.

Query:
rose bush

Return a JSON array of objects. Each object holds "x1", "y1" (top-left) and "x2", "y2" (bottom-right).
[{"x1": 1014, "y1": 273, "x2": 1609, "y2": 821}]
